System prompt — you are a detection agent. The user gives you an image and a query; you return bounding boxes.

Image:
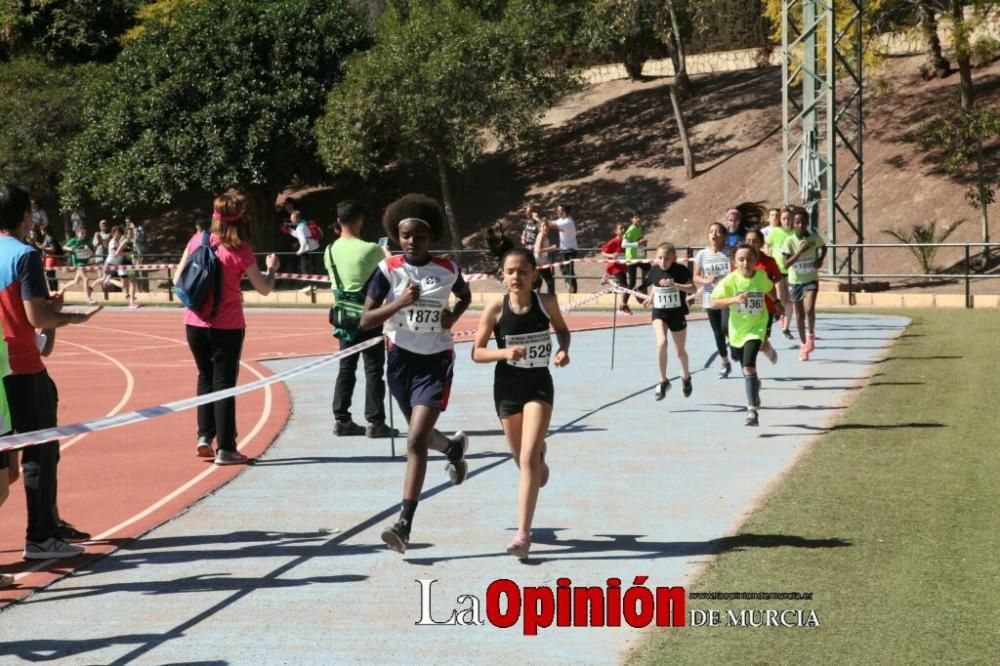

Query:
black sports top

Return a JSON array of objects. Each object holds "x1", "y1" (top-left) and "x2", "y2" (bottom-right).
[{"x1": 494, "y1": 292, "x2": 552, "y2": 371}]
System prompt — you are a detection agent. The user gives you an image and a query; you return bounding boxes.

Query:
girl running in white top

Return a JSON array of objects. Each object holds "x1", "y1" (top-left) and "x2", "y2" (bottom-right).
[{"x1": 692, "y1": 223, "x2": 733, "y2": 377}]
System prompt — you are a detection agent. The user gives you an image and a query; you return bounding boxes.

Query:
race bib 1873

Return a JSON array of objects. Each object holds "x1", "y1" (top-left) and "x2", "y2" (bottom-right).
[{"x1": 394, "y1": 297, "x2": 445, "y2": 333}]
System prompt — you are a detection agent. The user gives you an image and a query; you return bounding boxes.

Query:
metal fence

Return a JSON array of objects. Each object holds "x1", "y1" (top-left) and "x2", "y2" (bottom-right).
[{"x1": 49, "y1": 242, "x2": 999, "y2": 309}]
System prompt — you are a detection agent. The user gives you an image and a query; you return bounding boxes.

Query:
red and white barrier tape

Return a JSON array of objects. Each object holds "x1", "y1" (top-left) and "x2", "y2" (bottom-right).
[
  {"x1": 0, "y1": 286, "x2": 623, "y2": 452},
  {"x1": 55, "y1": 263, "x2": 178, "y2": 272},
  {"x1": 0, "y1": 337, "x2": 383, "y2": 454}
]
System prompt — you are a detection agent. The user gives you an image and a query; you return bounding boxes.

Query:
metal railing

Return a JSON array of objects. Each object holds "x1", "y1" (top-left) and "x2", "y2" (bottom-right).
[
  {"x1": 48, "y1": 242, "x2": 999, "y2": 308},
  {"x1": 826, "y1": 242, "x2": 998, "y2": 309}
]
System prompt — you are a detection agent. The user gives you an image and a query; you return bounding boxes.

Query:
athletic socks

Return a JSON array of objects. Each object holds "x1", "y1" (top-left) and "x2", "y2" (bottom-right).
[
  {"x1": 743, "y1": 375, "x2": 761, "y2": 409},
  {"x1": 399, "y1": 499, "x2": 418, "y2": 530},
  {"x1": 444, "y1": 439, "x2": 462, "y2": 462}
]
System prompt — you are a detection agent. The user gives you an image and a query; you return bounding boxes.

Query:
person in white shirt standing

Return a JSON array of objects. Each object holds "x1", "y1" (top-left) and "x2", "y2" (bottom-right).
[
  {"x1": 292, "y1": 210, "x2": 320, "y2": 275},
  {"x1": 552, "y1": 204, "x2": 578, "y2": 294}
]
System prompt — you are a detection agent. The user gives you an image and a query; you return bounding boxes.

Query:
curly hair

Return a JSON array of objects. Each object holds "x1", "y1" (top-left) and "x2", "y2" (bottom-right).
[{"x1": 382, "y1": 193, "x2": 445, "y2": 243}]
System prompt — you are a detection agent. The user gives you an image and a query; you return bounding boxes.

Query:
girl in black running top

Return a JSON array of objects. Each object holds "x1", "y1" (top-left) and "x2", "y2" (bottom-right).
[
  {"x1": 639, "y1": 242, "x2": 698, "y2": 400},
  {"x1": 472, "y1": 248, "x2": 570, "y2": 560}
]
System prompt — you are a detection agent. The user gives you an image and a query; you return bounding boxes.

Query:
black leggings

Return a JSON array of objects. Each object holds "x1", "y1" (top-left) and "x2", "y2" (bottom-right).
[
  {"x1": 535, "y1": 268, "x2": 556, "y2": 294},
  {"x1": 707, "y1": 307, "x2": 729, "y2": 359},
  {"x1": 186, "y1": 326, "x2": 245, "y2": 451},
  {"x1": 731, "y1": 339, "x2": 762, "y2": 369},
  {"x1": 622, "y1": 262, "x2": 650, "y2": 306}
]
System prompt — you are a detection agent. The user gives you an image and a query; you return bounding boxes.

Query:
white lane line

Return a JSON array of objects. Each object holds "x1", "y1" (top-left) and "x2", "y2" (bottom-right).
[
  {"x1": 55, "y1": 341, "x2": 135, "y2": 454},
  {"x1": 12, "y1": 328, "x2": 274, "y2": 582}
]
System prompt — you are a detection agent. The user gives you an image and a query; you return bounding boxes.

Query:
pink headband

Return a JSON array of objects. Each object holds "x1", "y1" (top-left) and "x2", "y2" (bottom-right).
[
  {"x1": 726, "y1": 208, "x2": 741, "y2": 219},
  {"x1": 212, "y1": 210, "x2": 244, "y2": 223}
]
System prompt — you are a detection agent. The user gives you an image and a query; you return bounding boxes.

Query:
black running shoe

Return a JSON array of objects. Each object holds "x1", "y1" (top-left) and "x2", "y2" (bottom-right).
[
  {"x1": 782, "y1": 329, "x2": 794, "y2": 340},
  {"x1": 366, "y1": 421, "x2": 399, "y2": 438},
  {"x1": 682, "y1": 376, "x2": 693, "y2": 397},
  {"x1": 445, "y1": 431, "x2": 469, "y2": 485},
  {"x1": 333, "y1": 419, "x2": 365, "y2": 437},
  {"x1": 54, "y1": 521, "x2": 91, "y2": 542},
  {"x1": 381, "y1": 521, "x2": 410, "y2": 554},
  {"x1": 654, "y1": 381, "x2": 671, "y2": 401},
  {"x1": 745, "y1": 410, "x2": 759, "y2": 427}
]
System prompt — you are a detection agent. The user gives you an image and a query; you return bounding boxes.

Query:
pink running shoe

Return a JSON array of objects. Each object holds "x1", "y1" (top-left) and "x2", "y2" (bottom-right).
[
  {"x1": 799, "y1": 344, "x2": 810, "y2": 361},
  {"x1": 805, "y1": 333, "x2": 816, "y2": 353},
  {"x1": 506, "y1": 531, "x2": 531, "y2": 559}
]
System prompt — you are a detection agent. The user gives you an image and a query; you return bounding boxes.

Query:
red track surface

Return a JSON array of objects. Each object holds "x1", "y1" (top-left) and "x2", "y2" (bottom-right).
[{"x1": 0, "y1": 307, "x2": 641, "y2": 607}]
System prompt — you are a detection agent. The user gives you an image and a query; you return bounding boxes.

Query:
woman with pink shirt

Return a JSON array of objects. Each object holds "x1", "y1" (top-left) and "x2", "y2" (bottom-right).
[{"x1": 174, "y1": 190, "x2": 279, "y2": 465}]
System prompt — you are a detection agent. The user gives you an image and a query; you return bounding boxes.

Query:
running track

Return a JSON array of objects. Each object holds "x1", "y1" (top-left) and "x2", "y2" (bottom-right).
[{"x1": 0, "y1": 307, "x2": 643, "y2": 606}]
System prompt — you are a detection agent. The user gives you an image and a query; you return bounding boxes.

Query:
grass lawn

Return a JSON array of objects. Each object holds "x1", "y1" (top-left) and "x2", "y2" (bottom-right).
[{"x1": 628, "y1": 309, "x2": 1000, "y2": 665}]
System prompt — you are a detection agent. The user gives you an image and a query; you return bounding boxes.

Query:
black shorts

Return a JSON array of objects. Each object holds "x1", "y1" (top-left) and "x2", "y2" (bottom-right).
[
  {"x1": 494, "y1": 367, "x2": 554, "y2": 418},
  {"x1": 386, "y1": 345, "x2": 454, "y2": 417},
  {"x1": 730, "y1": 339, "x2": 763, "y2": 367},
  {"x1": 652, "y1": 309, "x2": 687, "y2": 332}
]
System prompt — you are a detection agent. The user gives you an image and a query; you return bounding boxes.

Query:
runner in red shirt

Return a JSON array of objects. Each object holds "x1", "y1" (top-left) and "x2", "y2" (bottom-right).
[
  {"x1": 600, "y1": 223, "x2": 628, "y2": 290},
  {"x1": 746, "y1": 228, "x2": 785, "y2": 364}
]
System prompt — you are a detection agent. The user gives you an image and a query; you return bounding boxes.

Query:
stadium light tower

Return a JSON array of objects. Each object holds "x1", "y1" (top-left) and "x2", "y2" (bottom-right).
[{"x1": 781, "y1": 0, "x2": 864, "y2": 276}]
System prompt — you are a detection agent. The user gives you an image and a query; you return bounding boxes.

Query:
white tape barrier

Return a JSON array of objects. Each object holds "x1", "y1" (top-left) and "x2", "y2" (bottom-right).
[
  {"x1": 0, "y1": 286, "x2": 624, "y2": 454},
  {"x1": 55, "y1": 263, "x2": 178, "y2": 272},
  {"x1": 0, "y1": 337, "x2": 383, "y2": 455}
]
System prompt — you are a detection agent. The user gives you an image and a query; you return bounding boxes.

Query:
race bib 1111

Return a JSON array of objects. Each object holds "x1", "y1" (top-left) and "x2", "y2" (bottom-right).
[{"x1": 653, "y1": 286, "x2": 682, "y2": 309}]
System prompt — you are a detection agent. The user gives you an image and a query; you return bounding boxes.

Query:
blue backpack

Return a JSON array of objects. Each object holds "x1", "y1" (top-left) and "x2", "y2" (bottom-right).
[{"x1": 174, "y1": 231, "x2": 222, "y2": 320}]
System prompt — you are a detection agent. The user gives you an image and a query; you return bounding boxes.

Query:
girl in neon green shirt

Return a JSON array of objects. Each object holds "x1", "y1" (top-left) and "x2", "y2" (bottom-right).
[{"x1": 711, "y1": 244, "x2": 773, "y2": 427}]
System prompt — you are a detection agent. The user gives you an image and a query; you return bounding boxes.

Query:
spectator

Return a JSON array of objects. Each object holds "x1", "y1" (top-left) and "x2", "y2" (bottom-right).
[
  {"x1": 533, "y1": 217, "x2": 558, "y2": 294},
  {"x1": 38, "y1": 222, "x2": 62, "y2": 293},
  {"x1": 600, "y1": 223, "x2": 628, "y2": 289},
  {"x1": 0, "y1": 319, "x2": 13, "y2": 587},
  {"x1": 325, "y1": 200, "x2": 396, "y2": 438},
  {"x1": 174, "y1": 189, "x2": 279, "y2": 465},
  {"x1": 0, "y1": 183, "x2": 102, "y2": 560},
  {"x1": 92, "y1": 219, "x2": 111, "y2": 280},
  {"x1": 724, "y1": 208, "x2": 745, "y2": 251},
  {"x1": 127, "y1": 216, "x2": 149, "y2": 292},
  {"x1": 29, "y1": 199, "x2": 48, "y2": 229},
  {"x1": 485, "y1": 220, "x2": 514, "y2": 278},
  {"x1": 292, "y1": 210, "x2": 320, "y2": 276},
  {"x1": 70, "y1": 209, "x2": 85, "y2": 235},
  {"x1": 620, "y1": 213, "x2": 650, "y2": 313},
  {"x1": 552, "y1": 204, "x2": 578, "y2": 294},
  {"x1": 519, "y1": 203, "x2": 539, "y2": 248}
]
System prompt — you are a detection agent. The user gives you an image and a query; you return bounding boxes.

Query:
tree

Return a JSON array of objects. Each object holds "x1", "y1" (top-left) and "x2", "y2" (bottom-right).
[
  {"x1": 0, "y1": 0, "x2": 143, "y2": 63},
  {"x1": 916, "y1": 0, "x2": 950, "y2": 79},
  {"x1": 918, "y1": 107, "x2": 1000, "y2": 262},
  {"x1": 580, "y1": 0, "x2": 665, "y2": 79},
  {"x1": 882, "y1": 220, "x2": 965, "y2": 273},
  {"x1": 60, "y1": 0, "x2": 367, "y2": 246},
  {"x1": 0, "y1": 57, "x2": 95, "y2": 202},
  {"x1": 315, "y1": 0, "x2": 577, "y2": 248}
]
